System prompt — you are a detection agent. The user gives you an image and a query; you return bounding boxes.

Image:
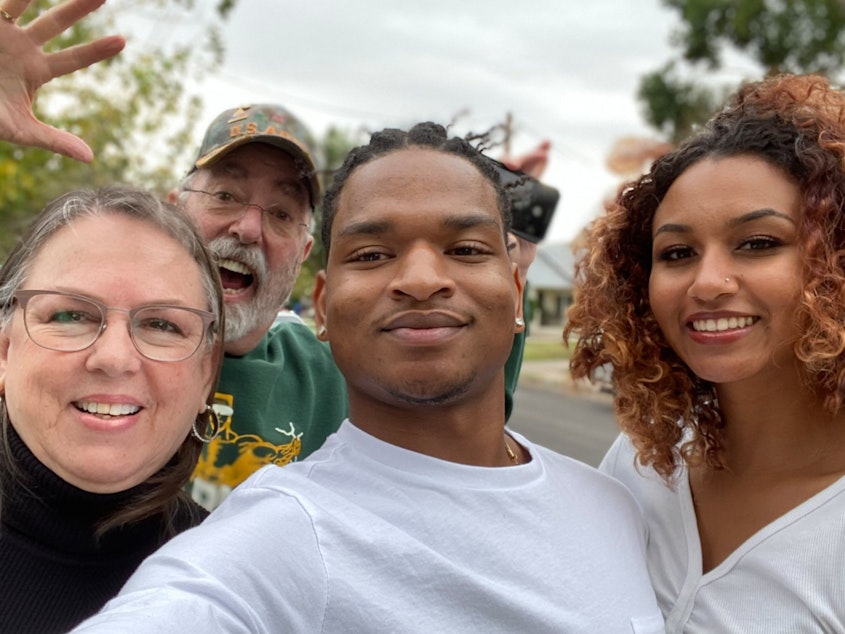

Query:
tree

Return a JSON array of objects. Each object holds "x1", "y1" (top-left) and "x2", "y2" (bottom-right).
[
  {"x1": 0, "y1": 0, "x2": 237, "y2": 257},
  {"x1": 640, "y1": 0, "x2": 845, "y2": 143},
  {"x1": 638, "y1": 62, "x2": 725, "y2": 144}
]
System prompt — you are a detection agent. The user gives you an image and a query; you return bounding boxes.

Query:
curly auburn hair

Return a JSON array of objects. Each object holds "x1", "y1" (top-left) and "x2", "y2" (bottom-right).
[{"x1": 564, "y1": 73, "x2": 845, "y2": 482}]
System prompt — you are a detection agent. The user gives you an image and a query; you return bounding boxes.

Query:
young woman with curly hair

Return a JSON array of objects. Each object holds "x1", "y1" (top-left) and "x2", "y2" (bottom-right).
[{"x1": 566, "y1": 73, "x2": 845, "y2": 633}]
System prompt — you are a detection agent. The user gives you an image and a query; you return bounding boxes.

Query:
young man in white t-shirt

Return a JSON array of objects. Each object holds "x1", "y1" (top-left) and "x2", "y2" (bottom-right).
[{"x1": 74, "y1": 123, "x2": 664, "y2": 634}]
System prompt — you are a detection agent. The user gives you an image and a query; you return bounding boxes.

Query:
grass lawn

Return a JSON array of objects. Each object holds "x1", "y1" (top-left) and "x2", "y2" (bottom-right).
[{"x1": 523, "y1": 338, "x2": 571, "y2": 361}]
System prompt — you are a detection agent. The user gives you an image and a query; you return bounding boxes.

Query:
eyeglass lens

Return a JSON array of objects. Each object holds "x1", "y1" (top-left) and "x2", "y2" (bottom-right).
[{"x1": 21, "y1": 292, "x2": 207, "y2": 361}]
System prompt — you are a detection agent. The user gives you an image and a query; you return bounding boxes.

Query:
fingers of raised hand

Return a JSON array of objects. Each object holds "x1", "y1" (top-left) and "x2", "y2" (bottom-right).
[
  {"x1": 25, "y1": 119, "x2": 95, "y2": 163},
  {"x1": 22, "y1": 0, "x2": 107, "y2": 45},
  {"x1": 0, "y1": 0, "x2": 119, "y2": 162},
  {"x1": 45, "y1": 35, "x2": 124, "y2": 79},
  {"x1": 9, "y1": 0, "x2": 125, "y2": 82}
]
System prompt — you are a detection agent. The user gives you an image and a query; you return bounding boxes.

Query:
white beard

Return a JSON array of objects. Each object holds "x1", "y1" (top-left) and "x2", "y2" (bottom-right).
[{"x1": 208, "y1": 236, "x2": 301, "y2": 344}]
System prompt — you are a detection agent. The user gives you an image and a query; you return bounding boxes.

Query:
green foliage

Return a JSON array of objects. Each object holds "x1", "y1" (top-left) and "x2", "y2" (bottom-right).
[
  {"x1": 641, "y1": 0, "x2": 845, "y2": 143},
  {"x1": 665, "y1": 0, "x2": 845, "y2": 74},
  {"x1": 638, "y1": 63, "x2": 725, "y2": 143},
  {"x1": 0, "y1": 0, "x2": 235, "y2": 258}
]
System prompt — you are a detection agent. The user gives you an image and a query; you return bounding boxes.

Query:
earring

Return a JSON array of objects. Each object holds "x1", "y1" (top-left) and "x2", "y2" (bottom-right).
[
  {"x1": 317, "y1": 325, "x2": 327, "y2": 337},
  {"x1": 192, "y1": 405, "x2": 221, "y2": 444},
  {"x1": 515, "y1": 317, "x2": 525, "y2": 328}
]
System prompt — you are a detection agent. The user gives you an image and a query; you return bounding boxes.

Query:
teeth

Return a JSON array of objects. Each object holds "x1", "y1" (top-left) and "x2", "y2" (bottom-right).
[
  {"x1": 219, "y1": 258, "x2": 251, "y2": 275},
  {"x1": 692, "y1": 317, "x2": 755, "y2": 332},
  {"x1": 76, "y1": 401, "x2": 140, "y2": 416}
]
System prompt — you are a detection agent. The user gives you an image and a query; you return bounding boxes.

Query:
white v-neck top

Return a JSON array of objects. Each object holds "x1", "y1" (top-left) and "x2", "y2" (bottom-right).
[{"x1": 601, "y1": 433, "x2": 845, "y2": 633}]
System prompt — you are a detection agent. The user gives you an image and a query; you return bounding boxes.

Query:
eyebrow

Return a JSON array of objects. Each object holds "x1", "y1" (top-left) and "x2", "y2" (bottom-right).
[
  {"x1": 212, "y1": 162, "x2": 246, "y2": 180},
  {"x1": 211, "y1": 163, "x2": 308, "y2": 200},
  {"x1": 728, "y1": 208, "x2": 796, "y2": 226},
  {"x1": 654, "y1": 208, "x2": 796, "y2": 236},
  {"x1": 336, "y1": 212, "x2": 501, "y2": 240},
  {"x1": 46, "y1": 287, "x2": 201, "y2": 308}
]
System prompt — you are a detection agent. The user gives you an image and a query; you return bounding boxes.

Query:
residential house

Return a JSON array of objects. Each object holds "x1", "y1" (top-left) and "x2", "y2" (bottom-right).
[{"x1": 525, "y1": 242, "x2": 574, "y2": 328}]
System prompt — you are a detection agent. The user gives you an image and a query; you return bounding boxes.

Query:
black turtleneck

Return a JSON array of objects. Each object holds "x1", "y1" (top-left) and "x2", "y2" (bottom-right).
[{"x1": 0, "y1": 425, "x2": 208, "y2": 634}]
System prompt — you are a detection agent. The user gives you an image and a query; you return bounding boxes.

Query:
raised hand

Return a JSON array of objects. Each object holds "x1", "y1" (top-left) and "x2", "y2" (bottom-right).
[
  {"x1": 0, "y1": 0, "x2": 125, "y2": 162},
  {"x1": 502, "y1": 140, "x2": 552, "y2": 279},
  {"x1": 501, "y1": 139, "x2": 551, "y2": 180}
]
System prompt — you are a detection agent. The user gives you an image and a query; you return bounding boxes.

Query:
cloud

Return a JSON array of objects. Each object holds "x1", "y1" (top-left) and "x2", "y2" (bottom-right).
[{"x1": 123, "y1": 0, "x2": 681, "y2": 241}]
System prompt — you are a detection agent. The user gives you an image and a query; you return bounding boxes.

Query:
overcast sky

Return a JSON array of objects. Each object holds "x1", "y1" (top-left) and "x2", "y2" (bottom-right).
[{"x1": 122, "y1": 0, "x2": 690, "y2": 243}]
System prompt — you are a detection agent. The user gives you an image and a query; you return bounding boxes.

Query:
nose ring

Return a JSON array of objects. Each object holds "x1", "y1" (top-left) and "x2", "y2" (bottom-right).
[{"x1": 725, "y1": 277, "x2": 730, "y2": 284}]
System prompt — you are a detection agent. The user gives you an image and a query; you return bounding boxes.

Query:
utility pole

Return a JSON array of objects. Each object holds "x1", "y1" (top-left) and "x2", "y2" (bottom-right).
[{"x1": 502, "y1": 111, "x2": 513, "y2": 157}]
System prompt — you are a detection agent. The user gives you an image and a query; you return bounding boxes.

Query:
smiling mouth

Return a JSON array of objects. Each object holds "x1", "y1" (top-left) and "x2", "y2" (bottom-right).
[
  {"x1": 691, "y1": 316, "x2": 758, "y2": 332},
  {"x1": 383, "y1": 311, "x2": 467, "y2": 331},
  {"x1": 74, "y1": 401, "x2": 141, "y2": 417},
  {"x1": 219, "y1": 258, "x2": 255, "y2": 295}
]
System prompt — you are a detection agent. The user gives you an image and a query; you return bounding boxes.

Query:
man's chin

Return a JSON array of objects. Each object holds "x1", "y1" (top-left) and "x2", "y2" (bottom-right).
[
  {"x1": 224, "y1": 302, "x2": 261, "y2": 342},
  {"x1": 223, "y1": 302, "x2": 269, "y2": 344},
  {"x1": 383, "y1": 378, "x2": 472, "y2": 407}
]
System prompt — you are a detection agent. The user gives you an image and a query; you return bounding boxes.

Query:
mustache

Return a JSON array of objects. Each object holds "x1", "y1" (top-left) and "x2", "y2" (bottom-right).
[{"x1": 208, "y1": 236, "x2": 268, "y2": 279}]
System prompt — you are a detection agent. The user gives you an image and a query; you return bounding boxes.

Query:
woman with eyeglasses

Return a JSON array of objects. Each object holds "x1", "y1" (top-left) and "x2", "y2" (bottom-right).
[
  {"x1": 0, "y1": 2, "x2": 225, "y2": 631},
  {"x1": 0, "y1": 185, "x2": 225, "y2": 633}
]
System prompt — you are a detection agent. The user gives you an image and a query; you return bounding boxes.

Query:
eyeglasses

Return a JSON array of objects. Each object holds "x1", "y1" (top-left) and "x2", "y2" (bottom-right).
[
  {"x1": 12, "y1": 290, "x2": 216, "y2": 362},
  {"x1": 183, "y1": 188, "x2": 311, "y2": 238}
]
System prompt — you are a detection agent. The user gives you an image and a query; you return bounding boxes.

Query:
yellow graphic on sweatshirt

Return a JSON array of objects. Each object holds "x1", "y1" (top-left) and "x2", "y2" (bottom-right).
[{"x1": 190, "y1": 392, "x2": 303, "y2": 510}]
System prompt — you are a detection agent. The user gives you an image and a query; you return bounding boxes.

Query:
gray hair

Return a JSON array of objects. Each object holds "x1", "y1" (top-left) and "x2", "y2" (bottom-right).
[
  {"x1": 0, "y1": 185, "x2": 222, "y2": 332},
  {"x1": 0, "y1": 185, "x2": 225, "y2": 536}
]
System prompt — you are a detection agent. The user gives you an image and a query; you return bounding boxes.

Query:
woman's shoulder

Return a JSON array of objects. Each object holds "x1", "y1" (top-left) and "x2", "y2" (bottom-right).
[{"x1": 170, "y1": 495, "x2": 210, "y2": 533}]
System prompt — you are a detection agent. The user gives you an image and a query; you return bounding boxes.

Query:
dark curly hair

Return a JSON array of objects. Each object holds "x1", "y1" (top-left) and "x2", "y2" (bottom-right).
[
  {"x1": 320, "y1": 122, "x2": 512, "y2": 255},
  {"x1": 565, "y1": 74, "x2": 845, "y2": 481}
]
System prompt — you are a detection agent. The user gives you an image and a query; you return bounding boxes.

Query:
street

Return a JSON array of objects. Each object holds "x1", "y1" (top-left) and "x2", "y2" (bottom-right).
[{"x1": 508, "y1": 383, "x2": 620, "y2": 468}]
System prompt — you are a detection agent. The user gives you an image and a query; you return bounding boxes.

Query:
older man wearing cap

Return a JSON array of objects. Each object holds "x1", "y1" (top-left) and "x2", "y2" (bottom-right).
[{"x1": 174, "y1": 104, "x2": 348, "y2": 511}]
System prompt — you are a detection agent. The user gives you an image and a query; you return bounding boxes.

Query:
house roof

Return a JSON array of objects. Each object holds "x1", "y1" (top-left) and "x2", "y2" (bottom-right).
[{"x1": 526, "y1": 242, "x2": 574, "y2": 291}]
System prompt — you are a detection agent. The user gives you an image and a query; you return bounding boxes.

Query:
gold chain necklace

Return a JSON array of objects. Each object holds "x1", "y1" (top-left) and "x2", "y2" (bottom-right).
[{"x1": 504, "y1": 436, "x2": 520, "y2": 465}]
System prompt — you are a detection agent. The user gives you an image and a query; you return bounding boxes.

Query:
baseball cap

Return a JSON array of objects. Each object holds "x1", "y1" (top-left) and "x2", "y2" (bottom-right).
[{"x1": 190, "y1": 104, "x2": 321, "y2": 206}]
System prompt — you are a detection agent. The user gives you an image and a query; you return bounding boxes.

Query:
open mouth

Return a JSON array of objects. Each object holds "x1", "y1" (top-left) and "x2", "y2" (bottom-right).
[
  {"x1": 74, "y1": 401, "x2": 141, "y2": 417},
  {"x1": 219, "y1": 258, "x2": 255, "y2": 295}
]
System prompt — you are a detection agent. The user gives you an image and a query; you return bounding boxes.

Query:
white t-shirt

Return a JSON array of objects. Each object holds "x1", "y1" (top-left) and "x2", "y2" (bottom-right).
[
  {"x1": 75, "y1": 422, "x2": 664, "y2": 633},
  {"x1": 601, "y1": 433, "x2": 845, "y2": 633}
]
